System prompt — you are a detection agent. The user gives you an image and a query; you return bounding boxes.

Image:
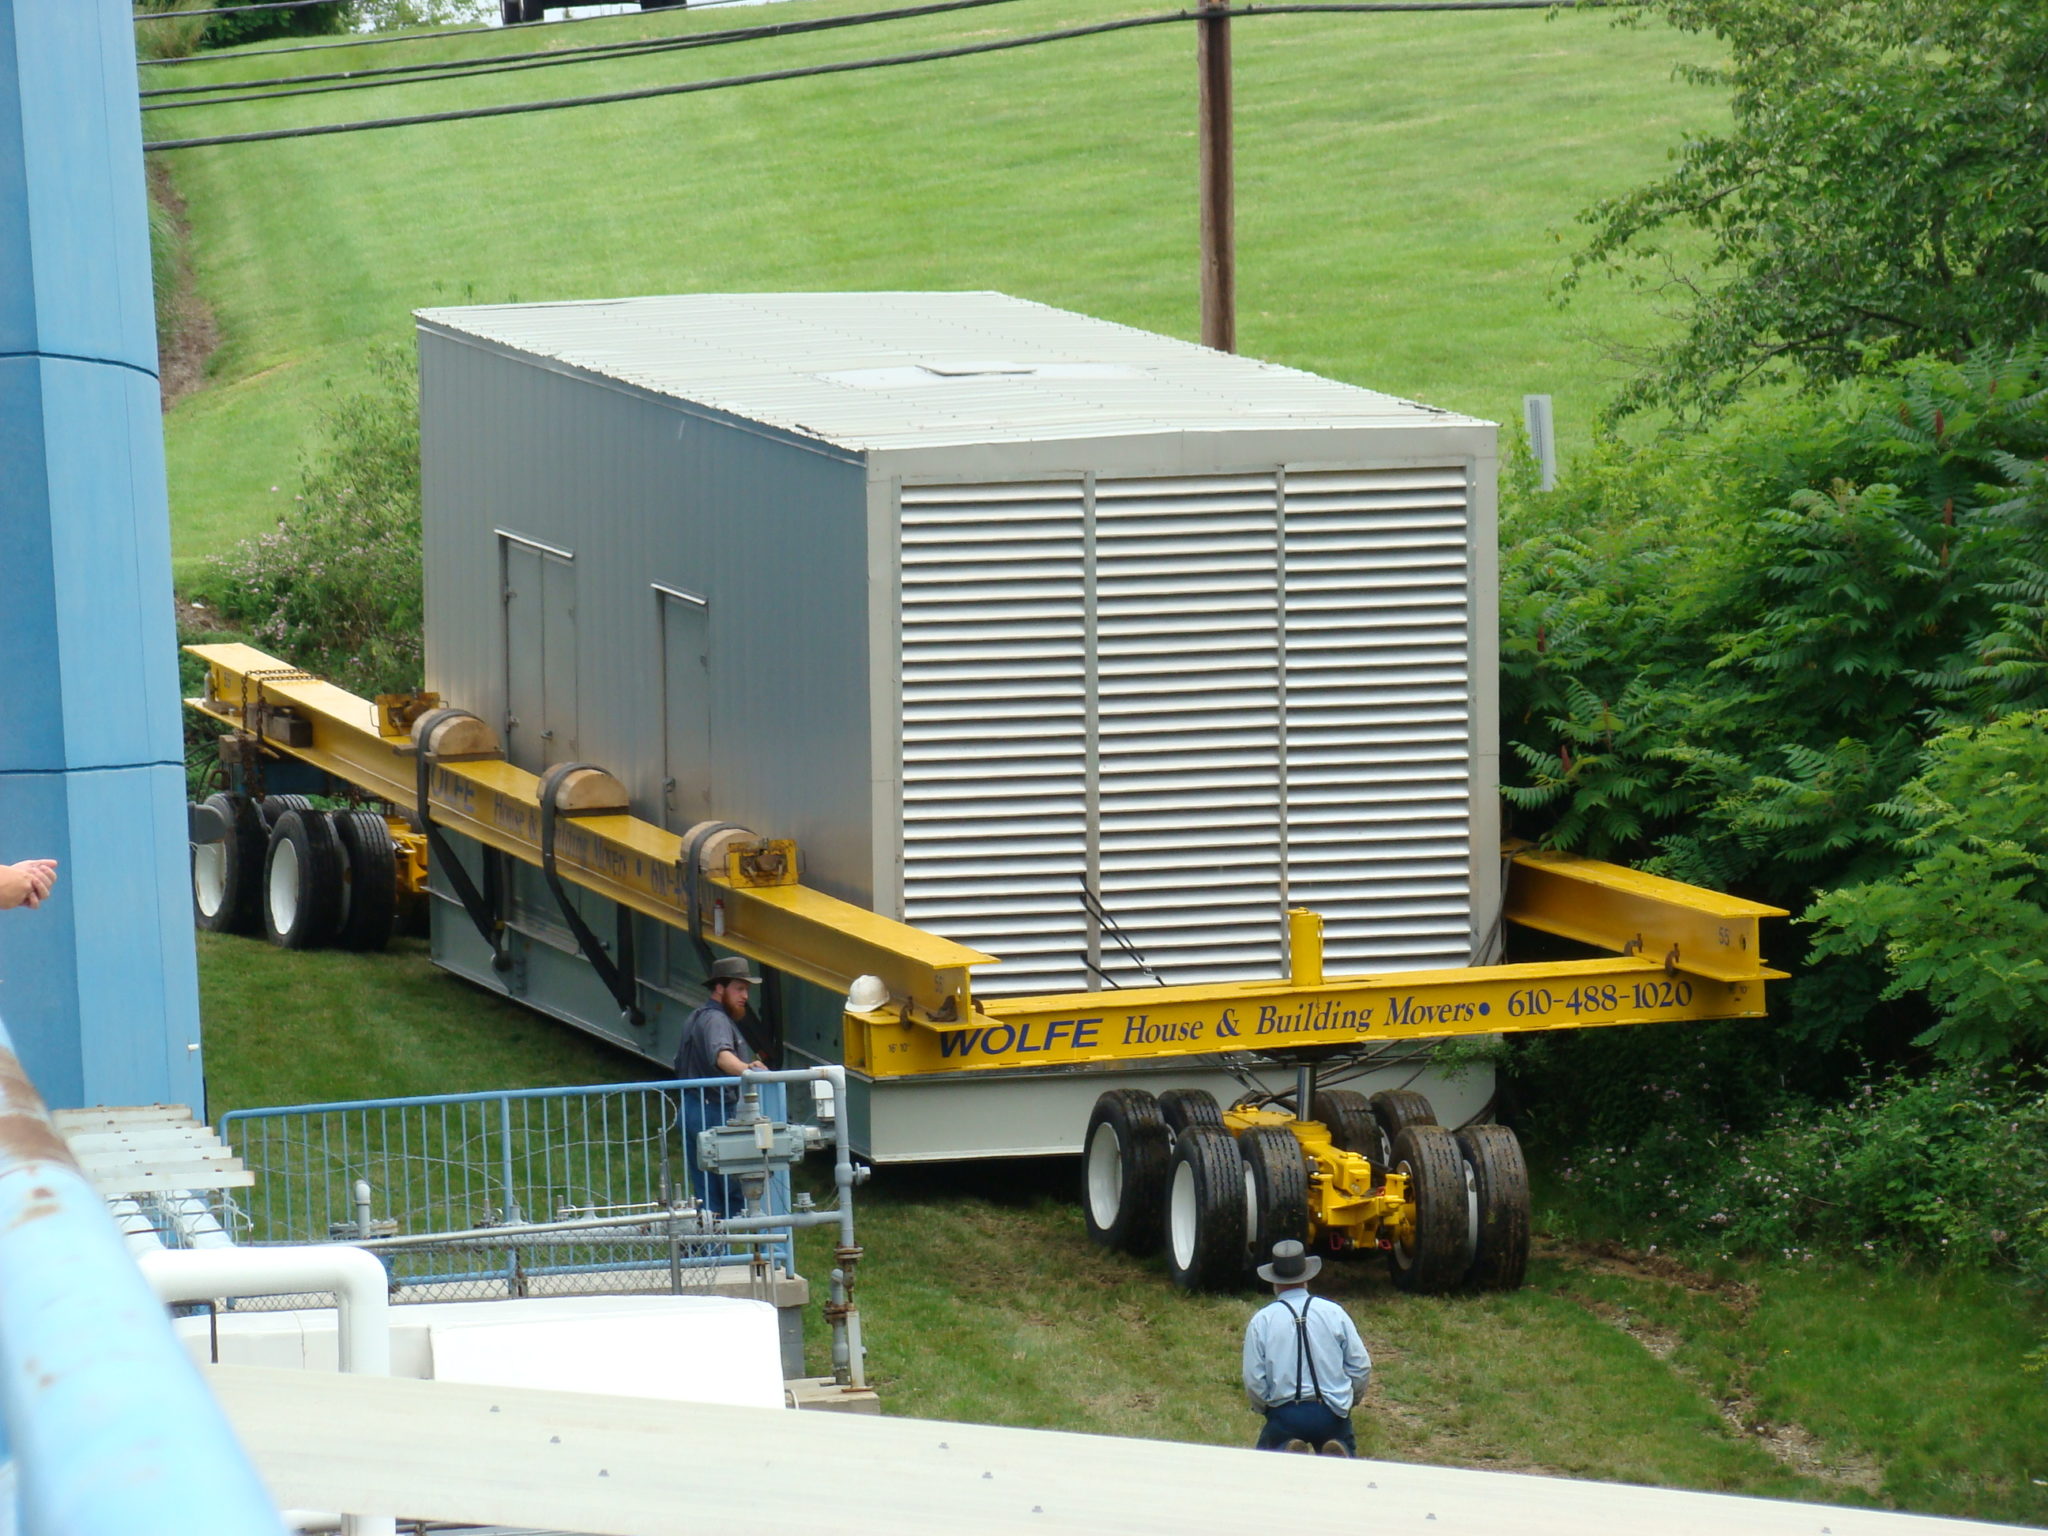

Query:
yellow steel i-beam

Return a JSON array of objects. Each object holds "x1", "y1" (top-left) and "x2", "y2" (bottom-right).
[
  {"x1": 183, "y1": 643, "x2": 995, "y2": 1020},
  {"x1": 1504, "y1": 847, "x2": 1787, "y2": 981}
]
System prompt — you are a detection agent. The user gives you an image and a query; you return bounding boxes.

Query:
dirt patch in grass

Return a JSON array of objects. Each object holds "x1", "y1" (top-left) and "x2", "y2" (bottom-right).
[
  {"x1": 1543, "y1": 1235, "x2": 1759, "y2": 1315},
  {"x1": 1555, "y1": 1244, "x2": 1883, "y2": 1496},
  {"x1": 149, "y1": 161, "x2": 220, "y2": 410},
  {"x1": 1716, "y1": 1388, "x2": 1886, "y2": 1495}
]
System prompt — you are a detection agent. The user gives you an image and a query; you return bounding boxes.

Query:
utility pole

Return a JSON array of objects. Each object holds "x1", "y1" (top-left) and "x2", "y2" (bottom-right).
[{"x1": 1198, "y1": 0, "x2": 1235, "y2": 352}]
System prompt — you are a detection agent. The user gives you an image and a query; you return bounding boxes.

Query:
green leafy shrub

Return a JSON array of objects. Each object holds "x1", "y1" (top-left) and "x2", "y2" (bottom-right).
[
  {"x1": 1502, "y1": 335, "x2": 2048, "y2": 1061},
  {"x1": 1548, "y1": 1064, "x2": 2048, "y2": 1291},
  {"x1": 1808, "y1": 714, "x2": 2048, "y2": 1063},
  {"x1": 200, "y1": 350, "x2": 423, "y2": 699}
]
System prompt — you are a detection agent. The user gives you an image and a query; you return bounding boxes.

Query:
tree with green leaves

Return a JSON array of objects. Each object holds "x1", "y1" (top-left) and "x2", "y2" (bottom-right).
[{"x1": 1568, "y1": 0, "x2": 2048, "y2": 420}]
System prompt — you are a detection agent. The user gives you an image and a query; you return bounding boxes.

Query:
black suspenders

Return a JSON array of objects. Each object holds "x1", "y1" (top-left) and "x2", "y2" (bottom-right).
[{"x1": 1287, "y1": 1296, "x2": 1331, "y2": 1410}]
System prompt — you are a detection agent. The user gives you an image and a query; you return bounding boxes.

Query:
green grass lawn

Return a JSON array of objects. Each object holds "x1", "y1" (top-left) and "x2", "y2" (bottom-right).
[
  {"x1": 198, "y1": 930, "x2": 2048, "y2": 1527},
  {"x1": 153, "y1": 0, "x2": 1722, "y2": 574}
]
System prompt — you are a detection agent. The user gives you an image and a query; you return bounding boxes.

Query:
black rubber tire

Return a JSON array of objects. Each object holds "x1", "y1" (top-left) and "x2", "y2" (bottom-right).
[
  {"x1": 333, "y1": 811, "x2": 399, "y2": 953},
  {"x1": 257, "y1": 793, "x2": 314, "y2": 830},
  {"x1": 1082, "y1": 1090, "x2": 1170, "y2": 1256},
  {"x1": 1370, "y1": 1089, "x2": 1438, "y2": 1170},
  {"x1": 192, "y1": 792, "x2": 267, "y2": 936},
  {"x1": 1457, "y1": 1124, "x2": 1532, "y2": 1292},
  {"x1": 1164, "y1": 1127, "x2": 1248, "y2": 1291},
  {"x1": 1156, "y1": 1088, "x2": 1224, "y2": 1140},
  {"x1": 263, "y1": 809, "x2": 345, "y2": 950},
  {"x1": 1239, "y1": 1124, "x2": 1311, "y2": 1267},
  {"x1": 1387, "y1": 1124, "x2": 1470, "y2": 1294},
  {"x1": 1314, "y1": 1088, "x2": 1382, "y2": 1178}
]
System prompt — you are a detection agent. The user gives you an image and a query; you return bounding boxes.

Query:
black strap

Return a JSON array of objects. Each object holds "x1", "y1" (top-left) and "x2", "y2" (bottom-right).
[
  {"x1": 681, "y1": 821, "x2": 747, "y2": 977},
  {"x1": 679, "y1": 820, "x2": 778, "y2": 1064},
  {"x1": 538, "y1": 761, "x2": 642, "y2": 1028},
  {"x1": 412, "y1": 709, "x2": 508, "y2": 973},
  {"x1": 1288, "y1": 1294, "x2": 1330, "y2": 1411}
]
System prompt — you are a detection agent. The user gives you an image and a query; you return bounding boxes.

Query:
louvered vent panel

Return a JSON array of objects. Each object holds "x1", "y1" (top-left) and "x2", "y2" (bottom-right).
[
  {"x1": 1094, "y1": 475, "x2": 1284, "y2": 986},
  {"x1": 900, "y1": 481, "x2": 1090, "y2": 995},
  {"x1": 898, "y1": 465, "x2": 1476, "y2": 998},
  {"x1": 1283, "y1": 467, "x2": 1473, "y2": 971}
]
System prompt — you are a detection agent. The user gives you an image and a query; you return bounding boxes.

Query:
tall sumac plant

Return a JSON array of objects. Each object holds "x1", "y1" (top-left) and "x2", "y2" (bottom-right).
[{"x1": 1502, "y1": 336, "x2": 2048, "y2": 1063}]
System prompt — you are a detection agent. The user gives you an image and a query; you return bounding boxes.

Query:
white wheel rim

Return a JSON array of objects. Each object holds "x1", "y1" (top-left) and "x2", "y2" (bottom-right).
[
  {"x1": 1464, "y1": 1155, "x2": 1481, "y2": 1255},
  {"x1": 1243, "y1": 1160, "x2": 1260, "y2": 1248},
  {"x1": 1086, "y1": 1122, "x2": 1124, "y2": 1230},
  {"x1": 1169, "y1": 1159, "x2": 1199, "y2": 1271},
  {"x1": 1392, "y1": 1157, "x2": 1416, "y2": 1270},
  {"x1": 269, "y1": 837, "x2": 301, "y2": 934},
  {"x1": 193, "y1": 842, "x2": 229, "y2": 916}
]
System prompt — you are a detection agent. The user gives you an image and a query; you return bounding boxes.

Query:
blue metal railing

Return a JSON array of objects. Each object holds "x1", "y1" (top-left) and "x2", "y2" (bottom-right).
[
  {"x1": 219, "y1": 1078, "x2": 796, "y2": 1290},
  {"x1": 0, "y1": 1016, "x2": 282, "y2": 1535}
]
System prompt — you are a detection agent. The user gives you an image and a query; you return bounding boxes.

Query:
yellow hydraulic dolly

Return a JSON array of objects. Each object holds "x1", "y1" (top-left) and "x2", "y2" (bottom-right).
[{"x1": 185, "y1": 641, "x2": 1788, "y2": 1295}]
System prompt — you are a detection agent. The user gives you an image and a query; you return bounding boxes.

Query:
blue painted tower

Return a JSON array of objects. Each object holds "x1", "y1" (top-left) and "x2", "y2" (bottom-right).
[{"x1": 0, "y1": 0, "x2": 204, "y2": 1110}]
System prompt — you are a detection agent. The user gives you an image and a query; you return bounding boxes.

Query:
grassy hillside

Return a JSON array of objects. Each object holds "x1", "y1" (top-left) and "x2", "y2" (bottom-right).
[{"x1": 154, "y1": 0, "x2": 1722, "y2": 572}]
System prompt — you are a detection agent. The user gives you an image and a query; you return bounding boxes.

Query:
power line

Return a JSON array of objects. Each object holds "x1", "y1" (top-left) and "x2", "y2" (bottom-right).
[
  {"x1": 146, "y1": 9, "x2": 1185, "y2": 148},
  {"x1": 143, "y1": 0, "x2": 1582, "y2": 152},
  {"x1": 140, "y1": 0, "x2": 1032, "y2": 108}
]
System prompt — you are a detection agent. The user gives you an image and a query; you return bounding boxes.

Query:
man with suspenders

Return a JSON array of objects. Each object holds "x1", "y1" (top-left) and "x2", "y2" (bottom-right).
[{"x1": 1242, "y1": 1240, "x2": 1373, "y2": 1456}]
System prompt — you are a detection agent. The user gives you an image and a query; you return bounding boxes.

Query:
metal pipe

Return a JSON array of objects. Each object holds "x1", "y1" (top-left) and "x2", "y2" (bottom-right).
[
  {"x1": 137, "y1": 1246, "x2": 395, "y2": 1536},
  {"x1": 0, "y1": 1019, "x2": 283, "y2": 1536},
  {"x1": 137, "y1": 1246, "x2": 393, "y2": 1378},
  {"x1": 741, "y1": 1065, "x2": 863, "y2": 1386}
]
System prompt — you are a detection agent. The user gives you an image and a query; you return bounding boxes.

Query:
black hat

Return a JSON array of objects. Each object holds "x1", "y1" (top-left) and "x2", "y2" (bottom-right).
[
  {"x1": 706, "y1": 956, "x2": 763, "y2": 986},
  {"x1": 1257, "y1": 1239, "x2": 1322, "y2": 1285}
]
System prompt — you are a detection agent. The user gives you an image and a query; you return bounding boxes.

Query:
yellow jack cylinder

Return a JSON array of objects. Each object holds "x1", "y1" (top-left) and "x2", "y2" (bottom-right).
[{"x1": 1288, "y1": 908, "x2": 1324, "y2": 988}]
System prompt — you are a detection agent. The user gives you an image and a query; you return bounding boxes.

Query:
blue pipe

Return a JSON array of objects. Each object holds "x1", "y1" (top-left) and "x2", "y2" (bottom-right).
[{"x1": 0, "y1": 1018, "x2": 282, "y2": 1536}]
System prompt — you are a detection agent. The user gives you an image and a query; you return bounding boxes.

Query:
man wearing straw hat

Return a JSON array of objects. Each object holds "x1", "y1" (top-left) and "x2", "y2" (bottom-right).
[{"x1": 1243, "y1": 1239, "x2": 1372, "y2": 1457}]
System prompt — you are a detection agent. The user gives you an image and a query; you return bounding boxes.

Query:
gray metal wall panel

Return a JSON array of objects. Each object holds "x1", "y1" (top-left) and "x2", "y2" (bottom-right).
[{"x1": 419, "y1": 328, "x2": 874, "y2": 1066}]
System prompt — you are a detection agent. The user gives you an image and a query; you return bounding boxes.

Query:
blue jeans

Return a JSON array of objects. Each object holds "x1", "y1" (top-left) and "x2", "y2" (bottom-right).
[
  {"x1": 1257, "y1": 1400, "x2": 1353, "y2": 1453},
  {"x1": 679, "y1": 1091, "x2": 735, "y2": 1219}
]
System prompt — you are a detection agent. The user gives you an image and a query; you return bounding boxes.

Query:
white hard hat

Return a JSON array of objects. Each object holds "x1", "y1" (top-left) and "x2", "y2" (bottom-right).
[{"x1": 844, "y1": 975, "x2": 890, "y2": 1013}]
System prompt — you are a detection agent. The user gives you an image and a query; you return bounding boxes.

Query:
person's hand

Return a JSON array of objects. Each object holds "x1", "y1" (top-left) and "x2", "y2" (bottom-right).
[{"x1": 0, "y1": 859, "x2": 58, "y2": 911}]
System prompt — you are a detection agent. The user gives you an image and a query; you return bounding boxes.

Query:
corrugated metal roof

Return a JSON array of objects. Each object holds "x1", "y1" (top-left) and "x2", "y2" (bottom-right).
[{"x1": 414, "y1": 292, "x2": 1484, "y2": 452}]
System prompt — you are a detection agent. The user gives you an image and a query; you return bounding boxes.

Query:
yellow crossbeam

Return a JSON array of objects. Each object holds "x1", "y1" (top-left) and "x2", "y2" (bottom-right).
[{"x1": 1504, "y1": 847, "x2": 1787, "y2": 982}]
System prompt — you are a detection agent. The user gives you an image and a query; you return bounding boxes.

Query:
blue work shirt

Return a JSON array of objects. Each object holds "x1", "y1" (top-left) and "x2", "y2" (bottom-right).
[{"x1": 1242, "y1": 1290, "x2": 1372, "y2": 1416}]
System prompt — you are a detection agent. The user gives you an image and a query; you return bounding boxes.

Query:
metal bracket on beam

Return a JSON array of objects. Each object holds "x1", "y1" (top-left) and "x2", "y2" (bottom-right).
[
  {"x1": 537, "y1": 761, "x2": 643, "y2": 1029},
  {"x1": 410, "y1": 708, "x2": 510, "y2": 973}
]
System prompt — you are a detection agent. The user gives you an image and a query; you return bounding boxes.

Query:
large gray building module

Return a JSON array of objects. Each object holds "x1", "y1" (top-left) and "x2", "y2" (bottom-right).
[{"x1": 415, "y1": 292, "x2": 1500, "y2": 1158}]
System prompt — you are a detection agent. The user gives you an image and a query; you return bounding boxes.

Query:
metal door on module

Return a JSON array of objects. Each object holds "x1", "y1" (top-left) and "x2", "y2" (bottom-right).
[{"x1": 501, "y1": 535, "x2": 578, "y2": 770}]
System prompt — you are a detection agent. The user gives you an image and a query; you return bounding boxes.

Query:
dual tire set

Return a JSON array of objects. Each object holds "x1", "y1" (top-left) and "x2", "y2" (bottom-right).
[
  {"x1": 1083, "y1": 1086, "x2": 1531, "y2": 1294},
  {"x1": 190, "y1": 793, "x2": 399, "y2": 952}
]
